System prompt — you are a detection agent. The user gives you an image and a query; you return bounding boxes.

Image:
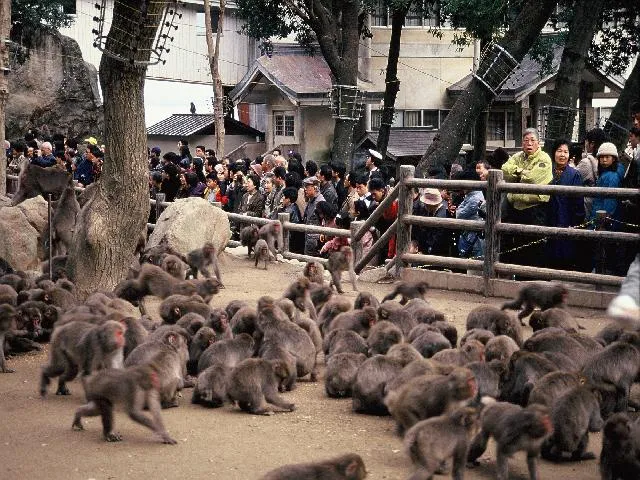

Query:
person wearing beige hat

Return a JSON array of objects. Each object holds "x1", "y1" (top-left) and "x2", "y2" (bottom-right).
[{"x1": 415, "y1": 187, "x2": 448, "y2": 256}]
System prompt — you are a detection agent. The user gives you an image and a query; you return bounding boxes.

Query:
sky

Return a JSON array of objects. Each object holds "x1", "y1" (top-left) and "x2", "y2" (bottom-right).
[{"x1": 144, "y1": 80, "x2": 217, "y2": 127}]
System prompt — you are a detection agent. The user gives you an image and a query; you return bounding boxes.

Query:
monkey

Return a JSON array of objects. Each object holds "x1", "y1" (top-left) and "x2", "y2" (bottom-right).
[
  {"x1": 55, "y1": 278, "x2": 76, "y2": 293},
  {"x1": 351, "y1": 344, "x2": 422, "y2": 415},
  {"x1": 159, "y1": 294, "x2": 212, "y2": 325},
  {"x1": 403, "y1": 299, "x2": 446, "y2": 325},
  {"x1": 325, "y1": 352, "x2": 368, "y2": 399},
  {"x1": 529, "y1": 307, "x2": 585, "y2": 332},
  {"x1": 309, "y1": 283, "x2": 334, "y2": 313},
  {"x1": 600, "y1": 413, "x2": 640, "y2": 480},
  {"x1": 467, "y1": 402, "x2": 553, "y2": 480},
  {"x1": 318, "y1": 296, "x2": 352, "y2": 331},
  {"x1": 40, "y1": 320, "x2": 126, "y2": 397},
  {"x1": 205, "y1": 307, "x2": 232, "y2": 341},
  {"x1": 227, "y1": 357, "x2": 296, "y2": 415},
  {"x1": 258, "y1": 220, "x2": 283, "y2": 259},
  {"x1": 466, "y1": 360, "x2": 504, "y2": 399},
  {"x1": 325, "y1": 307, "x2": 378, "y2": 338},
  {"x1": 353, "y1": 291, "x2": 379, "y2": 310},
  {"x1": 281, "y1": 277, "x2": 316, "y2": 321},
  {"x1": 303, "y1": 261, "x2": 325, "y2": 285},
  {"x1": 426, "y1": 321, "x2": 458, "y2": 347},
  {"x1": 385, "y1": 367, "x2": 477, "y2": 435},
  {"x1": 72, "y1": 363, "x2": 177, "y2": 444},
  {"x1": 186, "y1": 326, "x2": 215, "y2": 375},
  {"x1": 140, "y1": 240, "x2": 189, "y2": 267},
  {"x1": 594, "y1": 322, "x2": 627, "y2": 347},
  {"x1": 431, "y1": 339, "x2": 485, "y2": 367},
  {"x1": 501, "y1": 282, "x2": 568, "y2": 325},
  {"x1": 527, "y1": 371, "x2": 585, "y2": 407},
  {"x1": 259, "y1": 339, "x2": 298, "y2": 392},
  {"x1": 466, "y1": 305, "x2": 523, "y2": 346},
  {"x1": 121, "y1": 316, "x2": 149, "y2": 360},
  {"x1": 176, "y1": 312, "x2": 205, "y2": 336},
  {"x1": 226, "y1": 299, "x2": 248, "y2": 320},
  {"x1": 0, "y1": 284, "x2": 17, "y2": 306},
  {"x1": 258, "y1": 453, "x2": 367, "y2": 480},
  {"x1": 410, "y1": 330, "x2": 452, "y2": 358},
  {"x1": 0, "y1": 256, "x2": 14, "y2": 276},
  {"x1": 191, "y1": 362, "x2": 230, "y2": 408},
  {"x1": 381, "y1": 280, "x2": 429, "y2": 304},
  {"x1": 10, "y1": 163, "x2": 71, "y2": 206},
  {"x1": 291, "y1": 315, "x2": 322, "y2": 367},
  {"x1": 403, "y1": 407, "x2": 478, "y2": 480},
  {"x1": 124, "y1": 329, "x2": 188, "y2": 408},
  {"x1": 230, "y1": 307, "x2": 259, "y2": 338},
  {"x1": 160, "y1": 254, "x2": 189, "y2": 280},
  {"x1": 366, "y1": 320, "x2": 403, "y2": 356},
  {"x1": 186, "y1": 242, "x2": 222, "y2": 283},
  {"x1": 499, "y1": 351, "x2": 559, "y2": 406},
  {"x1": 524, "y1": 328, "x2": 598, "y2": 370},
  {"x1": 239, "y1": 224, "x2": 260, "y2": 257},
  {"x1": 581, "y1": 336, "x2": 640, "y2": 414},
  {"x1": 0, "y1": 305, "x2": 16, "y2": 373},
  {"x1": 377, "y1": 301, "x2": 417, "y2": 337},
  {"x1": 0, "y1": 273, "x2": 30, "y2": 293},
  {"x1": 257, "y1": 305, "x2": 317, "y2": 381},
  {"x1": 541, "y1": 384, "x2": 604, "y2": 461},
  {"x1": 48, "y1": 179, "x2": 80, "y2": 256},
  {"x1": 197, "y1": 333, "x2": 256, "y2": 373},
  {"x1": 254, "y1": 238, "x2": 270, "y2": 269},
  {"x1": 77, "y1": 180, "x2": 98, "y2": 208},
  {"x1": 323, "y1": 329, "x2": 368, "y2": 358},
  {"x1": 41, "y1": 255, "x2": 68, "y2": 281},
  {"x1": 484, "y1": 335, "x2": 520, "y2": 362},
  {"x1": 327, "y1": 246, "x2": 358, "y2": 294}
]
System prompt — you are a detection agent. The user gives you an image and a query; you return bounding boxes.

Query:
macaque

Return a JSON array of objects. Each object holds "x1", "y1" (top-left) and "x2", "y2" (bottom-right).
[
  {"x1": 258, "y1": 453, "x2": 367, "y2": 480},
  {"x1": 327, "y1": 246, "x2": 358, "y2": 294},
  {"x1": 502, "y1": 283, "x2": 568, "y2": 325},
  {"x1": 254, "y1": 239, "x2": 270, "y2": 269},
  {"x1": 186, "y1": 242, "x2": 222, "y2": 283},
  {"x1": 258, "y1": 221, "x2": 283, "y2": 259},
  {"x1": 381, "y1": 281, "x2": 429, "y2": 304},
  {"x1": 240, "y1": 225, "x2": 260, "y2": 257},
  {"x1": 303, "y1": 261, "x2": 325, "y2": 285}
]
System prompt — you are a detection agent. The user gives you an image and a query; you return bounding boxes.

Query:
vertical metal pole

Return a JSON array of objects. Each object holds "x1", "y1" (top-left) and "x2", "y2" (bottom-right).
[
  {"x1": 483, "y1": 169, "x2": 503, "y2": 296},
  {"x1": 47, "y1": 193, "x2": 53, "y2": 280},
  {"x1": 395, "y1": 165, "x2": 415, "y2": 278},
  {"x1": 155, "y1": 192, "x2": 165, "y2": 224},
  {"x1": 350, "y1": 220, "x2": 364, "y2": 270}
]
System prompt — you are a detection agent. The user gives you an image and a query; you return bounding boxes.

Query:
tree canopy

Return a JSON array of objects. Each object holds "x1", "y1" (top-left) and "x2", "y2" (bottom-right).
[{"x1": 11, "y1": 0, "x2": 75, "y2": 37}]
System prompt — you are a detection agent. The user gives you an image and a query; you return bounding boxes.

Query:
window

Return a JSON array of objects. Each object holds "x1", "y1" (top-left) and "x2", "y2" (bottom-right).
[
  {"x1": 196, "y1": 8, "x2": 219, "y2": 36},
  {"x1": 422, "y1": 110, "x2": 439, "y2": 129},
  {"x1": 274, "y1": 111, "x2": 295, "y2": 137},
  {"x1": 371, "y1": 0, "x2": 388, "y2": 26},
  {"x1": 371, "y1": 110, "x2": 382, "y2": 130},
  {"x1": 506, "y1": 111, "x2": 516, "y2": 140},
  {"x1": 487, "y1": 111, "x2": 505, "y2": 141},
  {"x1": 373, "y1": 0, "x2": 440, "y2": 27},
  {"x1": 405, "y1": 110, "x2": 422, "y2": 127}
]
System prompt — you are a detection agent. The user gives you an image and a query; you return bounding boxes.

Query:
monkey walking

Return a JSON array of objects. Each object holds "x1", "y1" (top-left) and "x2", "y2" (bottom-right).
[
  {"x1": 240, "y1": 225, "x2": 260, "y2": 258},
  {"x1": 381, "y1": 281, "x2": 429, "y2": 304},
  {"x1": 258, "y1": 221, "x2": 283, "y2": 259},
  {"x1": 327, "y1": 246, "x2": 358, "y2": 294},
  {"x1": 186, "y1": 242, "x2": 222, "y2": 284},
  {"x1": 72, "y1": 363, "x2": 177, "y2": 444},
  {"x1": 254, "y1": 239, "x2": 271, "y2": 270},
  {"x1": 501, "y1": 283, "x2": 568, "y2": 326}
]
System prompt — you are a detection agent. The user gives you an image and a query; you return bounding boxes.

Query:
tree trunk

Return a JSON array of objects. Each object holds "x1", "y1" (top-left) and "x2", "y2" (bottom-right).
[
  {"x1": 544, "y1": 0, "x2": 605, "y2": 147},
  {"x1": 376, "y1": 5, "x2": 409, "y2": 159},
  {"x1": 205, "y1": 0, "x2": 226, "y2": 159},
  {"x1": 472, "y1": 110, "x2": 488, "y2": 165},
  {"x1": 416, "y1": 0, "x2": 559, "y2": 176},
  {"x1": 604, "y1": 59, "x2": 640, "y2": 151},
  {"x1": 67, "y1": 0, "x2": 168, "y2": 297},
  {"x1": 0, "y1": 0, "x2": 10, "y2": 197}
]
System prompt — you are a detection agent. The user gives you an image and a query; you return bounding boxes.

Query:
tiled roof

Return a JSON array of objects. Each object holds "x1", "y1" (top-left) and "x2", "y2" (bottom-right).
[
  {"x1": 147, "y1": 114, "x2": 263, "y2": 137},
  {"x1": 359, "y1": 129, "x2": 439, "y2": 159},
  {"x1": 448, "y1": 45, "x2": 625, "y2": 101}
]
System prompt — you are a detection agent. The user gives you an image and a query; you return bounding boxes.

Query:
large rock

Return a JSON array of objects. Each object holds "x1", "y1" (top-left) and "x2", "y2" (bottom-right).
[
  {"x1": 0, "y1": 196, "x2": 49, "y2": 270},
  {"x1": 6, "y1": 31, "x2": 103, "y2": 140},
  {"x1": 147, "y1": 198, "x2": 231, "y2": 256}
]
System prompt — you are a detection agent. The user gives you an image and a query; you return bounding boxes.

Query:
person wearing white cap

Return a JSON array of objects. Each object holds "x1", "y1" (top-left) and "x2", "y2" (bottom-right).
[
  {"x1": 302, "y1": 176, "x2": 326, "y2": 256},
  {"x1": 366, "y1": 149, "x2": 382, "y2": 179}
]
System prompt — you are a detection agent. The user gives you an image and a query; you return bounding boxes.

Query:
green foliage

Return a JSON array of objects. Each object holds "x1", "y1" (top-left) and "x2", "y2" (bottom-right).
[
  {"x1": 589, "y1": 1, "x2": 640, "y2": 75},
  {"x1": 11, "y1": 0, "x2": 75, "y2": 37}
]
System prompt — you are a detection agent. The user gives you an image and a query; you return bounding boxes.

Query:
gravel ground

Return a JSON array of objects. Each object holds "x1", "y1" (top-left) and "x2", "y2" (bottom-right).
[{"x1": 0, "y1": 250, "x2": 615, "y2": 480}]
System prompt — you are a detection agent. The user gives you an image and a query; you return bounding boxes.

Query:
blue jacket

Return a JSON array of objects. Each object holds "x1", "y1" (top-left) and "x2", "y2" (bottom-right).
[
  {"x1": 74, "y1": 157, "x2": 95, "y2": 186},
  {"x1": 549, "y1": 165, "x2": 584, "y2": 228},
  {"x1": 590, "y1": 162, "x2": 624, "y2": 226},
  {"x1": 32, "y1": 154, "x2": 56, "y2": 167}
]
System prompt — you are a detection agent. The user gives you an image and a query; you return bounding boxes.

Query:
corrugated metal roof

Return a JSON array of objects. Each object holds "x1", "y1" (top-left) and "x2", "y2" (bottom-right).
[
  {"x1": 360, "y1": 129, "x2": 439, "y2": 159},
  {"x1": 147, "y1": 114, "x2": 263, "y2": 137}
]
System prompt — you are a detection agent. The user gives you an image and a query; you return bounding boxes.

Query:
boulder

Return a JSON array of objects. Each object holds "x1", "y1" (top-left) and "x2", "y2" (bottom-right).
[
  {"x1": 16, "y1": 196, "x2": 49, "y2": 235},
  {"x1": 0, "y1": 204, "x2": 42, "y2": 271},
  {"x1": 147, "y1": 198, "x2": 231, "y2": 256}
]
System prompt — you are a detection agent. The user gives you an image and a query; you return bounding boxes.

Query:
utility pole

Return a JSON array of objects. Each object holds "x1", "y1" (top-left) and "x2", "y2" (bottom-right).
[
  {"x1": 0, "y1": 0, "x2": 10, "y2": 197},
  {"x1": 204, "y1": 0, "x2": 225, "y2": 159}
]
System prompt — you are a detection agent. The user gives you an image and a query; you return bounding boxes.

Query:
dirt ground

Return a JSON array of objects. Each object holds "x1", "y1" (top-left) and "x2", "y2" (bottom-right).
[{"x1": 0, "y1": 249, "x2": 616, "y2": 480}]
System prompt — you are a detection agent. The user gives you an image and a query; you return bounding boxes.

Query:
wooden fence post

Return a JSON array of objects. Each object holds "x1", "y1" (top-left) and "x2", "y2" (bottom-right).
[
  {"x1": 351, "y1": 220, "x2": 364, "y2": 267},
  {"x1": 278, "y1": 212, "x2": 291, "y2": 253},
  {"x1": 395, "y1": 165, "x2": 415, "y2": 278},
  {"x1": 483, "y1": 169, "x2": 503, "y2": 296},
  {"x1": 155, "y1": 193, "x2": 165, "y2": 222}
]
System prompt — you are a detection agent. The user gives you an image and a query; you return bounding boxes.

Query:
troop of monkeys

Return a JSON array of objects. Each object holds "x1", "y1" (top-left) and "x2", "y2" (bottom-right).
[{"x1": 2, "y1": 236, "x2": 640, "y2": 479}]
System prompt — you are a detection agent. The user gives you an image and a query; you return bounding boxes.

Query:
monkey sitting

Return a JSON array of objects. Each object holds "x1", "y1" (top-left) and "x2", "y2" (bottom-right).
[
  {"x1": 72, "y1": 362, "x2": 177, "y2": 444},
  {"x1": 258, "y1": 453, "x2": 366, "y2": 480},
  {"x1": 501, "y1": 282, "x2": 568, "y2": 325}
]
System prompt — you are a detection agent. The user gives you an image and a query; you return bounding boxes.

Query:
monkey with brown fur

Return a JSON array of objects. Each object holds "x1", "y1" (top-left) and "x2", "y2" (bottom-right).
[
  {"x1": 325, "y1": 307, "x2": 378, "y2": 338},
  {"x1": 161, "y1": 254, "x2": 189, "y2": 280},
  {"x1": 354, "y1": 291, "x2": 380, "y2": 310},
  {"x1": 72, "y1": 362, "x2": 177, "y2": 444},
  {"x1": 467, "y1": 402, "x2": 553, "y2": 480},
  {"x1": 281, "y1": 277, "x2": 317, "y2": 321},
  {"x1": 0, "y1": 305, "x2": 17, "y2": 373},
  {"x1": 40, "y1": 320, "x2": 126, "y2": 396},
  {"x1": 10, "y1": 163, "x2": 71, "y2": 206},
  {"x1": 227, "y1": 357, "x2": 296, "y2": 415},
  {"x1": 186, "y1": 242, "x2": 222, "y2": 283},
  {"x1": 259, "y1": 220, "x2": 283, "y2": 259},
  {"x1": 254, "y1": 238, "x2": 271, "y2": 269},
  {"x1": 240, "y1": 224, "x2": 260, "y2": 258},
  {"x1": 45, "y1": 179, "x2": 80, "y2": 256},
  {"x1": 206, "y1": 307, "x2": 233, "y2": 341},
  {"x1": 466, "y1": 305, "x2": 523, "y2": 346},
  {"x1": 404, "y1": 407, "x2": 479, "y2": 480},
  {"x1": 381, "y1": 280, "x2": 429, "y2": 304},
  {"x1": 159, "y1": 294, "x2": 212, "y2": 325},
  {"x1": 258, "y1": 453, "x2": 367, "y2": 480},
  {"x1": 303, "y1": 261, "x2": 325, "y2": 285},
  {"x1": 501, "y1": 282, "x2": 568, "y2": 325},
  {"x1": 318, "y1": 296, "x2": 352, "y2": 331},
  {"x1": 529, "y1": 307, "x2": 585, "y2": 332},
  {"x1": 327, "y1": 246, "x2": 358, "y2": 294}
]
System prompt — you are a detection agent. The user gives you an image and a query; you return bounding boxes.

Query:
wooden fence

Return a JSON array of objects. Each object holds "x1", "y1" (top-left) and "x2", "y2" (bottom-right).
[{"x1": 7, "y1": 168, "x2": 640, "y2": 296}]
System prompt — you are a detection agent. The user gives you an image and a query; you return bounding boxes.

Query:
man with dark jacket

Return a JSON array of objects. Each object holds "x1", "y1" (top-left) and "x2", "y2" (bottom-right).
[{"x1": 318, "y1": 164, "x2": 338, "y2": 210}]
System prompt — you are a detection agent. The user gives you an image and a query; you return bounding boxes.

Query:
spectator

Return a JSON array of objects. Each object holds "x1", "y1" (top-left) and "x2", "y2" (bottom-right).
[
  {"x1": 32, "y1": 141, "x2": 56, "y2": 167},
  {"x1": 304, "y1": 160, "x2": 318, "y2": 178},
  {"x1": 238, "y1": 174, "x2": 265, "y2": 217},
  {"x1": 330, "y1": 162, "x2": 348, "y2": 208},
  {"x1": 318, "y1": 164, "x2": 339, "y2": 210},
  {"x1": 149, "y1": 146, "x2": 161, "y2": 170},
  {"x1": 267, "y1": 166, "x2": 286, "y2": 219},
  {"x1": 546, "y1": 138, "x2": 585, "y2": 271},
  {"x1": 315, "y1": 201, "x2": 338, "y2": 255},
  {"x1": 631, "y1": 101, "x2": 640, "y2": 129},
  {"x1": 74, "y1": 144, "x2": 103, "y2": 187},
  {"x1": 277, "y1": 186, "x2": 304, "y2": 253},
  {"x1": 475, "y1": 160, "x2": 491, "y2": 181},
  {"x1": 288, "y1": 158, "x2": 305, "y2": 178},
  {"x1": 368, "y1": 176, "x2": 397, "y2": 263},
  {"x1": 285, "y1": 171, "x2": 306, "y2": 221},
  {"x1": 365, "y1": 149, "x2": 382, "y2": 180},
  {"x1": 487, "y1": 147, "x2": 509, "y2": 169},
  {"x1": 160, "y1": 163, "x2": 181, "y2": 202},
  {"x1": 453, "y1": 170, "x2": 485, "y2": 261},
  {"x1": 302, "y1": 176, "x2": 326, "y2": 256},
  {"x1": 340, "y1": 171, "x2": 358, "y2": 219},
  {"x1": 8, "y1": 141, "x2": 27, "y2": 175},
  {"x1": 184, "y1": 172, "x2": 206, "y2": 197},
  {"x1": 193, "y1": 156, "x2": 206, "y2": 183},
  {"x1": 501, "y1": 128, "x2": 553, "y2": 267},
  {"x1": 54, "y1": 150, "x2": 66, "y2": 171},
  {"x1": 178, "y1": 142, "x2": 192, "y2": 170},
  {"x1": 578, "y1": 127, "x2": 607, "y2": 217},
  {"x1": 203, "y1": 172, "x2": 228, "y2": 206},
  {"x1": 417, "y1": 188, "x2": 448, "y2": 256}
]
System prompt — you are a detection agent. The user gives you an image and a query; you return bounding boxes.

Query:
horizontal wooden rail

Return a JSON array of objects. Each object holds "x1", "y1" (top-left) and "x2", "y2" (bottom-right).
[
  {"x1": 498, "y1": 182, "x2": 639, "y2": 198},
  {"x1": 226, "y1": 212, "x2": 273, "y2": 226},
  {"x1": 403, "y1": 215, "x2": 485, "y2": 232},
  {"x1": 406, "y1": 178, "x2": 488, "y2": 191},
  {"x1": 497, "y1": 222, "x2": 640, "y2": 242},
  {"x1": 401, "y1": 253, "x2": 484, "y2": 270},
  {"x1": 494, "y1": 262, "x2": 624, "y2": 286},
  {"x1": 282, "y1": 222, "x2": 351, "y2": 237},
  {"x1": 282, "y1": 252, "x2": 329, "y2": 265}
]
